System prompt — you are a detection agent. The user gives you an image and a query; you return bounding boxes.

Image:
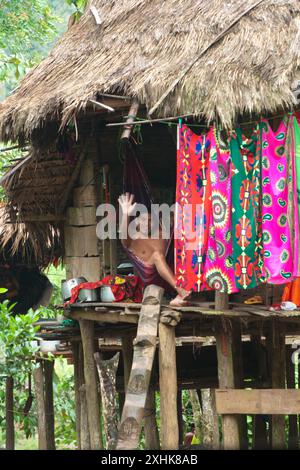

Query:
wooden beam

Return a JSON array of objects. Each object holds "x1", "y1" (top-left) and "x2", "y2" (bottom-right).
[
  {"x1": 43, "y1": 361, "x2": 55, "y2": 450},
  {"x1": 267, "y1": 321, "x2": 286, "y2": 449},
  {"x1": 116, "y1": 285, "x2": 164, "y2": 450},
  {"x1": 94, "y1": 352, "x2": 119, "y2": 450},
  {"x1": 159, "y1": 322, "x2": 179, "y2": 450},
  {"x1": 216, "y1": 389, "x2": 300, "y2": 415},
  {"x1": 33, "y1": 361, "x2": 48, "y2": 450},
  {"x1": 215, "y1": 320, "x2": 241, "y2": 450},
  {"x1": 120, "y1": 99, "x2": 139, "y2": 140},
  {"x1": 286, "y1": 345, "x2": 299, "y2": 449},
  {"x1": 5, "y1": 376, "x2": 14, "y2": 450},
  {"x1": 122, "y1": 335, "x2": 134, "y2": 393},
  {"x1": 144, "y1": 388, "x2": 160, "y2": 450},
  {"x1": 71, "y1": 310, "x2": 139, "y2": 324},
  {"x1": 79, "y1": 320, "x2": 102, "y2": 449},
  {"x1": 72, "y1": 343, "x2": 82, "y2": 449}
]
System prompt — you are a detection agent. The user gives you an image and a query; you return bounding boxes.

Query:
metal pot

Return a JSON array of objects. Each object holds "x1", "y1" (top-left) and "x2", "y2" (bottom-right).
[
  {"x1": 78, "y1": 288, "x2": 100, "y2": 302},
  {"x1": 100, "y1": 286, "x2": 116, "y2": 302},
  {"x1": 61, "y1": 277, "x2": 87, "y2": 301}
]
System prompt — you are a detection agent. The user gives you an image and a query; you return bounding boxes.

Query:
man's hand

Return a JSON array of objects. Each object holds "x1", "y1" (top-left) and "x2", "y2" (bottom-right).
[{"x1": 118, "y1": 193, "x2": 137, "y2": 216}]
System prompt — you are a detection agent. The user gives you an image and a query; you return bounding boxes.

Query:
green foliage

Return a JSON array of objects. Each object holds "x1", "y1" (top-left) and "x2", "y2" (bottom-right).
[
  {"x1": 53, "y1": 359, "x2": 76, "y2": 448},
  {"x1": 0, "y1": 0, "x2": 59, "y2": 81},
  {"x1": 0, "y1": 300, "x2": 41, "y2": 377}
]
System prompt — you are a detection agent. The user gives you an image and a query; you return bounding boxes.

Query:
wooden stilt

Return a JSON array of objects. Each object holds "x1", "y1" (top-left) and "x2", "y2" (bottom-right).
[
  {"x1": 78, "y1": 343, "x2": 90, "y2": 449},
  {"x1": 189, "y1": 390, "x2": 202, "y2": 443},
  {"x1": 72, "y1": 342, "x2": 82, "y2": 449},
  {"x1": 286, "y1": 345, "x2": 299, "y2": 449},
  {"x1": 122, "y1": 334, "x2": 134, "y2": 393},
  {"x1": 200, "y1": 388, "x2": 220, "y2": 449},
  {"x1": 159, "y1": 322, "x2": 179, "y2": 450},
  {"x1": 33, "y1": 361, "x2": 48, "y2": 450},
  {"x1": 94, "y1": 352, "x2": 120, "y2": 450},
  {"x1": 43, "y1": 360, "x2": 55, "y2": 450},
  {"x1": 117, "y1": 285, "x2": 164, "y2": 450},
  {"x1": 232, "y1": 322, "x2": 248, "y2": 449},
  {"x1": 79, "y1": 319, "x2": 102, "y2": 449},
  {"x1": 267, "y1": 320, "x2": 286, "y2": 450},
  {"x1": 144, "y1": 388, "x2": 160, "y2": 450},
  {"x1": 177, "y1": 390, "x2": 184, "y2": 447},
  {"x1": 215, "y1": 319, "x2": 241, "y2": 450},
  {"x1": 251, "y1": 335, "x2": 269, "y2": 450},
  {"x1": 6, "y1": 376, "x2": 14, "y2": 450}
]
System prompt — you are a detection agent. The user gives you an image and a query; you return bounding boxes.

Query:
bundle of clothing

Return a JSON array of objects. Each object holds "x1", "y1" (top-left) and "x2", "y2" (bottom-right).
[{"x1": 175, "y1": 113, "x2": 300, "y2": 294}]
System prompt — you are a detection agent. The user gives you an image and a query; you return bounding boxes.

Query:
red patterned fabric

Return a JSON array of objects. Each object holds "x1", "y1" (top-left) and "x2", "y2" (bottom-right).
[{"x1": 68, "y1": 275, "x2": 144, "y2": 304}]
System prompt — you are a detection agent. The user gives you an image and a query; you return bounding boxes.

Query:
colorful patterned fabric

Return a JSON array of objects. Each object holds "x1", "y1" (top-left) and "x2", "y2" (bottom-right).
[
  {"x1": 175, "y1": 124, "x2": 211, "y2": 292},
  {"x1": 175, "y1": 125, "x2": 236, "y2": 293},
  {"x1": 261, "y1": 119, "x2": 294, "y2": 284},
  {"x1": 293, "y1": 114, "x2": 300, "y2": 275},
  {"x1": 69, "y1": 275, "x2": 144, "y2": 304},
  {"x1": 202, "y1": 128, "x2": 236, "y2": 293},
  {"x1": 286, "y1": 115, "x2": 299, "y2": 277},
  {"x1": 230, "y1": 128, "x2": 265, "y2": 289}
]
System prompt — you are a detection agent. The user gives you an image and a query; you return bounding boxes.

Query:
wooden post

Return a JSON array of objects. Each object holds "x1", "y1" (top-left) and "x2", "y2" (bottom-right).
[
  {"x1": 33, "y1": 361, "x2": 48, "y2": 450},
  {"x1": 121, "y1": 99, "x2": 139, "y2": 141},
  {"x1": 251, "y1": 335, "x2": 269, "y2": 450},
  {"x1": 188, "y1": 390, "x2": 202, "y2": 443},
  {"x1": 6, "y1": 376, "x2": 14, "y2": 450},
  {"x1": 72, "y1": 342, "x2": 82, "y2": 449},
  {"x1": 177, "y1": 390, "x2": 184, "y2": 447},
  {"x1": 78, "y1": 343, "x2": 91, "y2": 449},
  {"x1": 122, "y1": 334, "x2": 134, "y2": 393},
  {"x1": 117, "y1": 285, "x2": 164, "y2": 450},
  {"x1": 215, "y1": 292, "x2": 229, "y2": 310},
  {"x1": 200, "y1": 388, "x2": 220, "y2": 449},
  {"x1": 215, "y1": 319, "x2": 241, "y2": 450},
  {"x1": 267, "y1": 320, "x2": 286, "y2": 450},
  {"x1": 286, "y1": 345, "x2": 299, "y2": 449},
  {"x1": 144, "y1": 388, "x2": 160, "y2": 450},
  {"x1": 79, "y1": 319, "x2": 102, "y2": 449},
  {"x1": 43, "y1": 361, "x2": 55, "y2": 450},
  {"x1": 94, "y1": 352, "x2": 120, "y2": 450},
  {"x1": 159, "y1": 322, "x2": 179, "y2": 450}
]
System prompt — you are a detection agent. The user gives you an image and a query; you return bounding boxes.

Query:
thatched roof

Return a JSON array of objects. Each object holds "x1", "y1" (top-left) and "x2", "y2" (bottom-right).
[
  {"x1": 0, "y1": 205, "x2": 64, "y2": 267},
  {"x1": 0, "y1": 0, "x2": 300, "y2": 140}
]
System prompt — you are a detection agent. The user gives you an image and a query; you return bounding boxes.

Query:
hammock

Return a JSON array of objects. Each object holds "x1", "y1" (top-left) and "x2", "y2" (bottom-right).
[{"x1": 122, "y1": 142, "x2": 173, "y2": 287}]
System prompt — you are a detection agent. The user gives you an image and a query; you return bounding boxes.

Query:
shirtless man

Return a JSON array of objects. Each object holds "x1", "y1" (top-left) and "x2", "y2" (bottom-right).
[{"x1": 118, "y1": 193, "x2": 191, "y2": 306}]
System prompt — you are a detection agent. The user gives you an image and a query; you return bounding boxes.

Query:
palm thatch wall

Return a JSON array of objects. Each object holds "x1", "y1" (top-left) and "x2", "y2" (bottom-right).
[{"x1": 0, "y1": 0, "x2": 300, "y2": 142}]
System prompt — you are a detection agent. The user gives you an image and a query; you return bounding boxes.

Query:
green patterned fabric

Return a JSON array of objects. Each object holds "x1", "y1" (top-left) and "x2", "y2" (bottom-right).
[{"x1": 230, "y1": 127, "x2": 265, "y2": 289}]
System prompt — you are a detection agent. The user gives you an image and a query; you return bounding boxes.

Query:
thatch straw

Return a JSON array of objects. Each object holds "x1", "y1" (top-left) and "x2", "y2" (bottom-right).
[
  {"x1": 0, "y1": 205, "x2": 64, "y2": 267},
  {"x1": 0, "y1": 0, "x2": 300, "y2": 140}
]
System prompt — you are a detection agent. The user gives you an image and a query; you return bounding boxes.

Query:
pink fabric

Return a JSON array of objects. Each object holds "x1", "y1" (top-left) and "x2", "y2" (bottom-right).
[
  {"x1": 202, "y1": 128, "x2": 237, "y2": 293},
  {"x1": 261, "y1": 119, "x2": 294, "y2": 284}
]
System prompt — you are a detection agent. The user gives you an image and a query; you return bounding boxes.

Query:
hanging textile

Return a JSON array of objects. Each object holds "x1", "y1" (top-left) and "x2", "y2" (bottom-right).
[
  {"x1": 293, "y1": 114, "x2": 300, "y2": 275},
  {"x1": 282, "y1": 278, "x2": 300, "y2": 307},
  {"x1": 175, "y1": 125, "x2": 236, "y2": 293},
  {"x1": 202, "y1": 128, "x2": 236, "y2": 293},
  {"x1": 230, "y1": 128, "x2": 265, "y2": 289},
  {"x1": 175, "y1": 124, "x2": 211, "y2": 292},
  {"x1": 286, "y1": 115, "x2": 299, "y2": 277},
  {"x1": 261, "y1": 119, "x2": 294, "y2": 284}
]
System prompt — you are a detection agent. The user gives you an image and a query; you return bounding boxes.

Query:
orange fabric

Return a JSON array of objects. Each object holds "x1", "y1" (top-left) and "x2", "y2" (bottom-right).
[{"x1": 282, "y1": 278, "x2": 300, "y2": 307}]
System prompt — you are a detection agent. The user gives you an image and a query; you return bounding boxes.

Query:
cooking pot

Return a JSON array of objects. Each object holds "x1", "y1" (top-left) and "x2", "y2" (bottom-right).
[
  {"x1": 61, "y1": 277, "x2": 87, "y2": 301},
  {"x1": 100, "y1": 286, "x2": 116, "y2": 302},
  {"x1": 78, "y1": 288, "x2": 100, "y2": 302}
]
